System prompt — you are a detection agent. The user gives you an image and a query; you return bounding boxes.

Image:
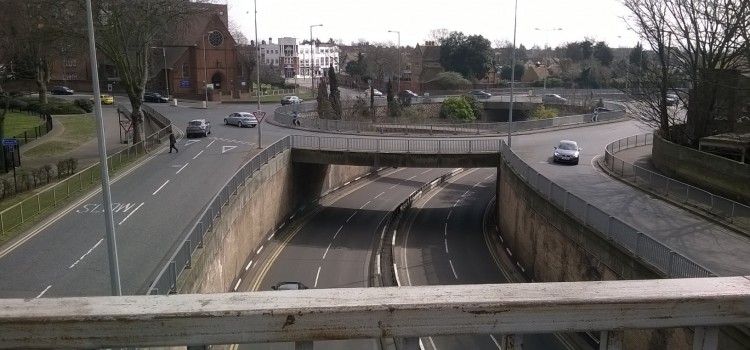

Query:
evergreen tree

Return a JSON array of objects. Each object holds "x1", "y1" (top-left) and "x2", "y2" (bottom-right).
[
  {"x1": 386, "y1": 77, "x2": 400, "y2": 117},
  {"x1": 328, "y1": 64, "x2": 342, "y2": 119},
  {"x1": 316, "y1": 79, "x2": 332, "y2": 118}
]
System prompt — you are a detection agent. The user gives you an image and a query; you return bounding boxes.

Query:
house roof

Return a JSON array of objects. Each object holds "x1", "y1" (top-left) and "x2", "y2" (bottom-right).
[{"x1": 415, "y1": 44, "x2": 441, "y2": 62}]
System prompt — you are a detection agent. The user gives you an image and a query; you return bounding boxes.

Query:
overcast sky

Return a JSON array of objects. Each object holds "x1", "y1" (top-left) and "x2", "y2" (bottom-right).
[{"x1": 224, "y1": 0, "x2": 640, "y2": 48}]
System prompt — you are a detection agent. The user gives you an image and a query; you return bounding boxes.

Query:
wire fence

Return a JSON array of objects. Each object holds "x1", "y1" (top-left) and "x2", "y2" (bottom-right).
[{"x1": 603, "y1": 133, "x2": 750, "y2": 232}]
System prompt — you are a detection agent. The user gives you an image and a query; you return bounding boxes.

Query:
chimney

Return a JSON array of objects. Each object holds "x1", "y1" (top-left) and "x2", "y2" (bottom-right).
[{"x1": 269, "y1": 37, "x2": 273, "y2": 44}]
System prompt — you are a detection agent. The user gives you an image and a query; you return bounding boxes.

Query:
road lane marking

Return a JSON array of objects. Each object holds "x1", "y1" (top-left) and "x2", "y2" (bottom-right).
[
  {"x1": 373, "y1": 192, "x2": 385, "y2": 199},
  {"x1": 233, "y1": 278, "x2": 242, "y2": 291},
  {"x1": 444, "y1": 223, "x2": 448, "y2": 236},
  {"x1": 314, "y1": 266, "x2": 321, "y2": 287},
  {"x1": 407, "y1": 175, "x2": 416, "y2": 180},
  {"x1": 175, "y1": 163, "x2": 189, "y2": 174},
  {"x1": 346, "y1": 211, "x2": 357, "y2": 222},
  {"x1": 333, "y1": 225, "x2": 343, "y2": 239},
  {"x1": 256, "y1": 245, "x2": 263, "y2": 254},
  {"x1": 118, "y1": 202, "x2": 144, "y2": 226},
  {"x1": 222, "y1": 146, "x2": 237, "y2": 153},
  {"x1": 322, "y1": 243, "x2": 332, "y2": 259},
  {"x1": 36, "y1": 285, "x2": 52, "y2": 299},
  {"x1": 69, "y1": 238, "x2": 103, "y2": 269},
  {"x1": 421, "y1": 169, "x2": 431, "y2": 174},
  {"x1": 445, "y1": 239, "x2": 449, "y2": 253},
  {"x1": 359, "y1": 201, "x2": 371, "y2": 209},
  {"x1": 446, "y1": 209, "x2": 452, "y2": 221},
  {"x1": 449, "y1": 259, "x2": 458, "y2": 279},
  {"x1": 192, "y1": 150, "x2": 203, "y2": 159},
  {"x1": 184, "y1": 140, "x2": 200, "y2": 146},
  {"x1": 152, "y1": 180, "x2": 169, "y2": 195},
  {"x1": 245, "y1": 260, "x2": 253, "y2": 271},
  {"x1": 206, "y1": 140, "x2": 215, "y2": 148}
]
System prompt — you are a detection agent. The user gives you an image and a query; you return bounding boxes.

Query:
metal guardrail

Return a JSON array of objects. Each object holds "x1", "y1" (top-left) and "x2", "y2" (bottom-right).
[
  {"x1": 147, "y1": 138, "x2": 291, "y2": 295},
  {"x1": 275, "y1": 101, "x2": 626, "y2": 136},
  {"x1": 499, "y1": 141, "x2": 715, "y2": 278},
  {"x1": 603, "y1": 133, "x2": 750, "y2": 232},
  {"x1": 0, "y1": 107, "x2": 171, "y2": 238}
]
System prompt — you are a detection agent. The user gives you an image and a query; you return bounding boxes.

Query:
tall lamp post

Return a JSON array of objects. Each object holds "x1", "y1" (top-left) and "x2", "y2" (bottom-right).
[
  {"x1": 254, "y1": 0, "x2": 262, "y2": 148},
  {"x1": 508, "y1": 0, "x2": 518, "y2": 149},
  {"x1": 202, "y1": 32, "x2": 209, "y2": 109},
  {"x1": 310, "y1": 24, "x2": 323, "y2": 96},
  {"x1": 388, "y1": 30, "x2": 401, "y2": 92},
  {"x1": 85, "y1": 0, "x2": 121, "y2": 296},
  {"x1": 534, "y1": 27, "x2": 562, "y2": 94},
  {"x1": 151, "y1": 47, "x2": 170, "y2": 98}
]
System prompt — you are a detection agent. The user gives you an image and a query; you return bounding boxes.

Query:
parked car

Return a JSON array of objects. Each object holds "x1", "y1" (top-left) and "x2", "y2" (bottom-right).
[
  {"x1": 90, "y1": 94, "x2": 114, "y2": 105},
  {"x1": 665, "y1": 93, "x2": 679, "y2": 106},
  {"x1": 469, "y1": 90, "x2": 492, "y2": 99},
  {"x1": 542, "y1": 93, "x2": 568, "y2": 104},
  {"x1": 271, "y1": 281, "x2": 309, "y2": 290},
  {"x1": 281, "y1": 95, "x2": 303, "y2": 105},
  {"x1": 369, "y1": 88, "x2": 383, "y2": 97},
  {"x1": 186, "y1": 119, "x2": 211, "y2": 138},
  {"x1": 144, "y1": 92, "x2": 168, "y2": 103},
  {"x1": 398, "y1": 90, "x2": 418, "y2": 98},
  {"x1": 553, "y1": 140, "x2": 581, "y2": 165},
  {"x1": 50, "y1": 86, "x2": 74, "y2": 95},
  {"x1": 224, "y1": 112, "x2": 259, "y2": 128}
]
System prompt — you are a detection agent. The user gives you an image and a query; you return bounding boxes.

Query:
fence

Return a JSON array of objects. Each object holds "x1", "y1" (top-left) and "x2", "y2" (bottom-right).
[
  {"x1": 603, "y1": 133, "x2": 750, "y2": 232},
  {"x1": 0, "y1": 108, "x2": 171, "y2": 238},
  {"x1": 274, "y1": 101, "x2": 627, "y2": 136},
  {"x1": 6, "y1": 112, "x2": 53, "y2": 147},
  {"x1": 499, "y1": 140, "x2": 715, "y2": 278}
]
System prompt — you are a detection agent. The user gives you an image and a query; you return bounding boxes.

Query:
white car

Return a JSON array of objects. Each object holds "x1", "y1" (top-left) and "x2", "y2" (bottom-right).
[
  {"x1": 224, "y1": 112, "x2": 259, "y2": 128},
  {"x1": 371, "y1": 88, "x2": 383, "y2": 97},
  {"x1": 281, "y1": 96, "x2": 303, "y2": 105}
]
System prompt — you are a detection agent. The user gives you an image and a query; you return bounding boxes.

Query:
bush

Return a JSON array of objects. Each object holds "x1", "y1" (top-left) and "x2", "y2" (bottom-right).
[
  {"x1": 41, "y1": 103, "x2": 86, "y2": 115},
  {"x1": 531, "y1": 105, "x2": 559, "y2": 120},
  {"x1": 429, "y1": 71, "x2": 472, "y2": 90},
  {"x1": 439, "y1": 97, "x2": 475, "y2": 122},
  {"x1": 74, "y1": 98, "x2": 94, "y2": 113},
  {"x1": 461, "y1": 94, "x2": 485, "y2": 120},
  {"x1": 0, "y1": 97, "x2": 28, "y2": 111}
]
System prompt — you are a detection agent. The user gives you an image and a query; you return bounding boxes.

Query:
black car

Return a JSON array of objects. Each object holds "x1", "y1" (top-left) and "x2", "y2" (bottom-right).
[
  {"x1": 398, "y1": 90, "x2": 418, "y2": 98},
  {"x1": 143, "y1": 92, "x2": 168, "y2": 103},
  {"x1": 50, "y1": 86, "x2": 74, "y2": 95},
  {"x1": 271, "y1": 281, "x2": 309, "y2": 290},
  {"x1": 469, "y1": 90, "x2": 492, "y2": 99}
]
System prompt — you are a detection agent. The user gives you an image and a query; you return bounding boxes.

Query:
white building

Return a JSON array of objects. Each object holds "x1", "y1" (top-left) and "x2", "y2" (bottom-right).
[{"x1": 258, "y1": 37, "x2": 339, "y2": 79}]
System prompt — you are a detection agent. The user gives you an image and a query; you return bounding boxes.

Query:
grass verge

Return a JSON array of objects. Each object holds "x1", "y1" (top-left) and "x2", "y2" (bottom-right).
[
  {"x1": 22, "y1": 114, "x2": 96, "y2": 159},
  {"x1": 4, "y1": 112, "x2": 46, "y2": 137}
]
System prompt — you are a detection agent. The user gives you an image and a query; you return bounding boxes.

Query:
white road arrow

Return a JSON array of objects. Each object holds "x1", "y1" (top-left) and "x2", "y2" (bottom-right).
[
  {"x1": 184, "y1": 140, "x2": 200, "y2": 146},
  {"x1": 222, "y1": 146, "x2": 237, "y2": 154}
]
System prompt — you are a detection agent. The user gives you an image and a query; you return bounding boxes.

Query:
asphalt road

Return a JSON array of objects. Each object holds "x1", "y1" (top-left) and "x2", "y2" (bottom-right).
[{"x1": 237, "y1": 167, "x2": 455, "y2": 350}]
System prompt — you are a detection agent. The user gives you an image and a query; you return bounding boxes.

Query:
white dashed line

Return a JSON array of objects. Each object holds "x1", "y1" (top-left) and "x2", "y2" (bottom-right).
[
  {"x1": 314, "y1": 266, "x2": 322, "y2": 287},
  {"x1": 322, "y1": 243, "x2": 332, "y2": 259},
  {"x1": 445, "y1": 239, "x2": 449, "y2": 253},
  {"x1": 334, "y1": 226, "x2": 343, "y2": 239},
  {"x1": 233, "y1": 278, "x2": 242, "y2": 291},
  {"x1": 346, "y1": 212, "x2": 357, "y2": 222},
  {"x1": 206, "y1": 140, "x2": 215, "y2": 148},
  {"x1": 192, "y1": 150, "x2": 203, "y2": 159},
  {"x1": 444, "y1": 223, "x2": 448, "y2": 236},
  {"x1": 245, "y1": 260, "x2": 253, "y2": 271},
  {"x1": 35, "y1": 285, "x2": 52, "y2": 299},
  {"x1": 117, "y1": 202, "x2": 144, "y2": 225},
  {"x1": 446, "y1": 209, "x2": 452, "y2": 221},
  {"x1": 152, "y1": 180, "x2": 169, "y2": 195},
  {"x1": 256, "y1": 245, "x2": 263, "y2": 254},
  {"x1": 374, "y1": 192, "x2": 385, "y2": 199},
  {"x1": 359, "y1": 201, "x2": 371, "y2": 209},
  {"x1": 175, "y1": 163, "x2": 189, "y2": 174},
  {"x1": 449, "y1": 260, "x2": 458, "y2": 279},
  {"x1": 69, "y1": 239, "x2": 103, "y2": 269}
]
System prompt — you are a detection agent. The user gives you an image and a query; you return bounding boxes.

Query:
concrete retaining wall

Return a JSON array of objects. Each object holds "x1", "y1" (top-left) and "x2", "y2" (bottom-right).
[
  {"x1": 177, "y1": 150, "x2": 377, "y2": 294},
  {"x1": 652, "y1": 134, "x2": 750, "y2": 204}
]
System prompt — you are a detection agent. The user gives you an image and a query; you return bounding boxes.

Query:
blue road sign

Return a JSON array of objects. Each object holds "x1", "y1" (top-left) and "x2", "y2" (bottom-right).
[{"x1": 3, "y1": 138, "x2": 17, "y2": 146}]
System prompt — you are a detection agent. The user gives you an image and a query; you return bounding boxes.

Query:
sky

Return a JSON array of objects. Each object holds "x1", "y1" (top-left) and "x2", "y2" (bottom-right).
[{"x1": 223, "y1": 0, "x2": 641, "y2": 49}]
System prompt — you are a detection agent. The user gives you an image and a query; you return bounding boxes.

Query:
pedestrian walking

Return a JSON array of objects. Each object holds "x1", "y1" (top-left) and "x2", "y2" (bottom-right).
[
  {"x1": 591, "y1": 107, "x2": 599, "y2": 122},
  {"x1": 292, "y1": 111, "x2": 301, "y2": 126},
  {"x1": 168, "y1": 130, "x2": 178, "y2": 153}
]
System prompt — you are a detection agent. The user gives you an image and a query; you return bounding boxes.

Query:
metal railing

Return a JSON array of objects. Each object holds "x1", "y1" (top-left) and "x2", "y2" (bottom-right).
[
  {"x1": 603, "y1": 133, "x2": 750, "y2": 231},
  {"x1": 6, "y1": 113, "x2": 53, "y2": 147},
  {"x1": 147, "y1": 138, "x2": 291, "y2": 295},
  {"x1": 0, "y1": 108, "x2": 171, "y2": 238},
  {"x1": 499, "y1": 140, "x2": 715, "y2": 278},
  {"x1": 275, "y1": 101, "x2": 626, "y2": 136}
]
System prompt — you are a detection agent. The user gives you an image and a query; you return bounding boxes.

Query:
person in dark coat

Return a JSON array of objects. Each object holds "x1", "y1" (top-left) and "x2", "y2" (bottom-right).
[{"x1": 168, "y1": 131, "x2": 178, "y2": 153}]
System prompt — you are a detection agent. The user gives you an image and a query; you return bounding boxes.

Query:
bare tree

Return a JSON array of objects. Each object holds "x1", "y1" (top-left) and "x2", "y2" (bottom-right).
[
  {"x1": 228, "y1": 19, "x2": 249, "y2": 46},
  {"x1": 622, "y1": 0, "x2": 750, "y2": 144},
  {"x1": 362, "y1": 43, "x2": 399, "y2": 80},
  {"x1": 427, "y1": 28, "x2": 449, "y2": 44}
]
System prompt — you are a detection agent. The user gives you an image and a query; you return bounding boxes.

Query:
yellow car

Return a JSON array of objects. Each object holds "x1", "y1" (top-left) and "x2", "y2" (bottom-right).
[{"x1": 90, "y1": 94, "x2": 115, "y2": 105}]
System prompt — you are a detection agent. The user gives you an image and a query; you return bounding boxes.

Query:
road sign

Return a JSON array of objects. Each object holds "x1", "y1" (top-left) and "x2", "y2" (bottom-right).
[
  {"x1": 2, "y1": 138, "x2": 17, "y2": 146},
  {"x1": 252, "y1": 110, "x2": 266, "y2": 123}
]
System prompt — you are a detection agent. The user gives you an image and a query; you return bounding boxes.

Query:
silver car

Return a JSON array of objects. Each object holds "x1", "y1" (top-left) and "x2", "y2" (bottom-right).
[
  {"x1": 553, "y1": 140, "x2": 581, "y2": 165},
  {"x1": 224, "y1": 112, "x2": 259, "y2": 128},
  {"x1": 542, "y1": 93, "x2": 568, "y2": 105},
  {"x1": 186, "y1": 119, "x2": 211, "y2": 138},
  {"x1": 281, "y1": 96, "x2": 303, "y2": 105}
]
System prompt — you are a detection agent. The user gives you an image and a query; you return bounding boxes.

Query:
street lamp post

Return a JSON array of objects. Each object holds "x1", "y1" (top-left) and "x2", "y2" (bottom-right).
[
  {"x1": 254, "y1": 0, "x2": 262, "y2": 148},
  {"x1": 152, "y1": 47, "x2": 169, "y2": 98},
  {"x1": 310, "y1": 24, "x2": 323, "y2": 97},
  {"x1": 203, "y1": 32, "x2": 209, "y2": 109},
  {"x1": 534, "y1": 27, "x2": 562, "y2": 94},
  {"x1": 388, "y1": 30, "x2": 401, "y2": 92},
  {"x1": 508, "y1": 0, "x2": 518, "y2": 149}
]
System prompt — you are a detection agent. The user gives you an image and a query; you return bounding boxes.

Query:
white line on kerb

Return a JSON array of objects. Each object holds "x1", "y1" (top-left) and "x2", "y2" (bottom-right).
[
  {"x1": 322, "y1": 243, "x2": 332, "y2": 259},
  {"x1": 175, "y1": 163, "x2": 189, "y2": 174},
  {"x1": 36, "y1": 285, "x2": 52, "y2": 299},
  {"x1": 449, "y1": 260, "x2": 458, "y2": 279},
  {"x1": 118, "y1": 202, "x2": 144, "y2": 226},
  {"x1": 233, "y1": 278, "x2": 242, "y2": 291},
  {"x1": 193, "y1": 150, "x2": 203, "y2": 159},
  {"x1": 69, "y1": 238, "x2": 103, "y2": 269},
  {"x1": 314, "y1": 266, "x2": 322, "y2": 287},
  {"x1": 152, "y1": 180, "x2": 169, "y2": 195}
]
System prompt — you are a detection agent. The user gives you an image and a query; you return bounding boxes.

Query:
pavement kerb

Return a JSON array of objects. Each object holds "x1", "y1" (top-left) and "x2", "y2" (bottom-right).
[{"x1": 594, "y1": 155, "x2": 750, "y2": 239}]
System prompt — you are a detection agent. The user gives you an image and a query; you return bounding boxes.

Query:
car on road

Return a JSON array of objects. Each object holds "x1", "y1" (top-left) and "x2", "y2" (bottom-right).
[
  {"x1": 144, "y1": 91, "x2": 168, "y2": 103},
  {"x1": 186, "y1": 119, "x2": 211, "y2": 138},
  {"x1": 369, "y1": 88, "x2": 383, "y2": 97},
  {"x1": 90, "y1": 94, "x2": 114, "y2": 105},
  {"x1": 542, "y1": 93, "x2": 568, "y2": 105},
  {"x1": 398, "y1": 90, "x2": 418, "y2": 98},
  {"x1": 469, "y1": 90, "x2": 492, "y2": 99},
  {"x1": 281, "y1": 95, "x2": 303, "y2": 105},
  {"x1": 50, "y1": 86, "x2": 74, "y2": 95},
  {"x1": 224, "y1": 112, "x2": 259, "y2": 128},
  {"x1": 271, "y1": 281, "x2": 309, "y2": 290},
  {"x1": 665, "y1": 93, "x2": 679, "y2": 106},
  {"x1": 553, "y1": 140, "x2": 581, "y2": 165}
]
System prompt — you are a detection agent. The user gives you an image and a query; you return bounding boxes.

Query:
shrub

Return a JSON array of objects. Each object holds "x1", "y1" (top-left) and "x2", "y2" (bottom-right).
[
  {"x1": 0, "y1": 97, "x2": 28, "y2": 111},
  {"x1": 41, "y1": 103, "x2": 86, "y2": 115},
  {"x1": 461, "y1": 94, "x2": 485, "y2": 120},
  {"x1": 429, "y1": 71, "x2": 472, "y2": 90},
  {"x1": 531, "y1": 105, "x2": 559, "y2": 120},
  {"x1": 1, "y1": 178, "x2": 12, "y2": 198},
  {"x1": 74, "y1": 98, "x2": 94, "y2": 113},
  {"x1": 439, "y1": 97, "x2": 475, "y2": 122}
]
